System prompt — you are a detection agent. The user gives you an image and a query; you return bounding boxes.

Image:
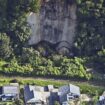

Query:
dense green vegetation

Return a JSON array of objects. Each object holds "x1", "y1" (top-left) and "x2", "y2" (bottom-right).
[
  {"x1": 0, "y1": 54, "x2": 91, "y2": 79},
  {"x1": 75, "y1": 0, "x2": 105, "y2": 73},
  {"x1": 0, "y1": 0, "x2": 105, "y2": 80},
  {"x1": 76, "y1": 0, "x2": 105, "y2": 55}
]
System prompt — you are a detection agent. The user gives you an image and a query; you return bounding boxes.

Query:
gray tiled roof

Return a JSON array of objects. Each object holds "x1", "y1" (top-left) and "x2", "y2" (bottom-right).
[
  {"x1": 24, "y1": 85, "x2": 43, "y2": 103},
  {"x1": 58, "y1": 84, "x2": 80, "y2": 103},
  {"x1": 24, "y1": 85, "x2": 34, "y2": 103},
  {"x1": 2, "y1": 85, "x2": 19, "y2": 95},
  {"x1": 59, "y1": 84, "x2": 80, "y2": 96},
  {"x1": 69, "y1": 84, "x2": 80, "y2": 96},
  {"x1": 0, "y1": 87, "x2": 2, "y2": 95}
]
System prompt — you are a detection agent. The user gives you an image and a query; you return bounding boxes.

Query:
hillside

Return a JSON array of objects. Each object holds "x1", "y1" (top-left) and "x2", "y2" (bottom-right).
[{"x1": 0, "y1": 0, "x2": 105, "y2": 80}]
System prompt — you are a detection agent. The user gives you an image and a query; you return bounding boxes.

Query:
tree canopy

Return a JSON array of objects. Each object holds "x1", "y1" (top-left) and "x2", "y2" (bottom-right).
[{"x1": 0, "y1": 0, "x2": 105, "y2": 79}]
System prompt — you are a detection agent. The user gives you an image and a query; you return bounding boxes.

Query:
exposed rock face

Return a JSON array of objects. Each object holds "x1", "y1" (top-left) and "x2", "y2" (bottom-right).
[{"x1": 27, "y1": 0, "x2": 77, "y2": 54}]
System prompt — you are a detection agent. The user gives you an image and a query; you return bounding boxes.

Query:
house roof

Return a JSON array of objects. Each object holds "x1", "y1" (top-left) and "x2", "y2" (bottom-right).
[
  {"x1": 10, "y1": 83, "x2": 19, "y2": 87},
  {"x1": 48, "y1": 85, "x2": 54, "y2": 91},
  {"x1": 2, "y1": 85, "x2": 19, "y2": 95},
  {"x1": 34, "y1": 86, "x2": 44, "y2": 92},
  {"x1": 102, "y1": 91, "x2": 105, "y2": 97},
  {"x1": 0, "y1": 87, "x2": 2, "y2": 95},
  {"x1": 58, "y1": 84, "x2": 80, "y2": 103},
  {"x1": 24, "y1": 85, "x2": 34, "y2": 103},
  {"x1": 69, "y1": 84, "x2": 80, "y2": 96},
  {"x1": 99, "y1": 96, "x2": 104, "y2": 101},
  {"x1": 58, "y1": 84, "x2": 80, "y2": 96},
  {"x1": 24, "y1": 85, "x2": 44, "y2": 103}
]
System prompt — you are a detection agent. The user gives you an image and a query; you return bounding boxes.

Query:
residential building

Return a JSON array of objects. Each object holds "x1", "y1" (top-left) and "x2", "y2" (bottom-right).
[
  {"x1": 24, "y1": 84, "x2": 80, "y2": 105},
  {"x1": 24, "y1": 85, "x2": 59, "y2": 105},
  {"x1": 58, "y1": 84, "x2": 80, "y2": 105},
  {"x1": 1, "y1": 83, "x2": 20, "y2": 101},
  {"x1": 24, "y1": 85, "x2": 50, "y2": 105},
  {"x1": 98, "y1": 91, "x2": 105, "y2": 105}
]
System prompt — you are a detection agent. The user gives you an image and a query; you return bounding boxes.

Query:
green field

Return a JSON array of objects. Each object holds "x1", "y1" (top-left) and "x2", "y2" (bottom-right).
[{"x1": 0, "y1": 76, "x2": 104, "y2": 95}]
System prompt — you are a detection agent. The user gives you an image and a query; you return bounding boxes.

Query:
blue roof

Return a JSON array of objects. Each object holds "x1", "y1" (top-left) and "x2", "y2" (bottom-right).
[
  {"x1": 24, "y1": 85, "x2": 43, "y2": 103},
  {"x1": 0, "y1": 87, "x2": 2, "y2": 95},
  {"x1": 24, "y1": 85, "x2": 34, "y2": 103}
]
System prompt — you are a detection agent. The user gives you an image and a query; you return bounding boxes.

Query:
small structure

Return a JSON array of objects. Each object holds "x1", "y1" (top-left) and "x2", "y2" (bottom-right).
[
  {"x1": 58, "y1": 84, "x2": 80, "y2": 105},
  {"x1": 1, "y1": 83, "x2": 20, "y2": 101},
  {"x1": 98, "y1": 91, "x2": 105, "y2": 105}
]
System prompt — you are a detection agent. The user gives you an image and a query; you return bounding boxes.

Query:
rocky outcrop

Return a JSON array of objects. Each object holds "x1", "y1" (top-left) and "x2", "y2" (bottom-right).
[{"x1": 27, "y1": 0, "x2": 77, "y2": 54}]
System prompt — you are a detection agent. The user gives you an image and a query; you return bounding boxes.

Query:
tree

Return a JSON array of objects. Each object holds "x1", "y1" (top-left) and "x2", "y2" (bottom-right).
[
  {"x1": 29, "y1": 0, "x2": 41, "y2": 12},
  {"x1": 21, "y1": 47, "x2": 40, "y2": 65},
  {"x1": 75, "y1": 0, "x2": 105, "y2": 56},
  {"x1": 54, "y1": 101, "x2": 60, "y2": 105},
  {"x1": 0, "y1": 33, "x2": 12, "y2": 59},
  {"x1": 13, "y1": 99, "x2": 24, "y2": 105}
]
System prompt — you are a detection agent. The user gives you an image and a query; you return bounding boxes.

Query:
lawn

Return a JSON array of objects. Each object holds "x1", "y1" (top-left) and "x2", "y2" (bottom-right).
[
  {"x1": 0, "y1": 102, "x2": 13, "y2": 105},
  {"x1": 0, "y1": 76, "x2": 104, "y2": 96}
]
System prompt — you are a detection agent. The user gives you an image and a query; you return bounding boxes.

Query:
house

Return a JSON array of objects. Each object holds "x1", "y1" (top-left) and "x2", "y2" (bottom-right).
[
  {"x1": 1, "y1": 83, "x2": 20, "y2": 101},
  {"x1": 58, "y1": 84, "x2": 80, "y2": 105},
  {"x1": 24, "y1": 85, "x2": 51, "y2": 105},
  {"x1": 98, "y1": 91, "x2": 105, "y2": 105},
  {"x1": 24, "y1": 85, "x2": 59, "y2": 105},
  {"x1": 24, "y1": 84, "x2": 80, "y2": 105}
]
